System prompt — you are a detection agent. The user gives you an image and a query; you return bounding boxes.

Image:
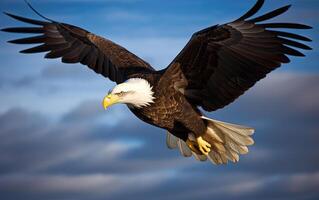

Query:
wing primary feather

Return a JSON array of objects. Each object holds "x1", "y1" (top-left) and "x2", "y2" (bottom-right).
[
  {"x1": 8, "y1": 35, "x2": 46, "y2": 44},
  {"x1": 1, "y1": 27, "x2": 44, "y2": 34},
  {"x1": 248, "y1": 5, "x2": 291, "y2": 23},
  {"x1": 236, "y1": 0, "x2": 265, "y2": 21},
  {"x1": 3, "y1": 12, "x2": 47, "y2": 25},
  {"x1": 279, "y1": 37, "x2": 312, "y2": 50},
  {"x1": 267, "y1": 30, "x2": 312, "y2": 42},
  {"x1": 260, "y1": 23, "x2": 312, "y2": 29},
  {"x1": 20, "y1": 44, "x2": 50, "y2": 53},
  {"x1": 281, "y1": 45, "x2": 305, "y2": 57},
  {"x1": 21, "y1": 42, "x2": 69, "y2": 55}
]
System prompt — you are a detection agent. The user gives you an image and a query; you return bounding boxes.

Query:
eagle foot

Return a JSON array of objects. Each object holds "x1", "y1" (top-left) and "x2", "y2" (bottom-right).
[
  {"x1": 197, "y1": 136, "x2": 211, "y2": 155},
  {"x1": 186, "y1": 136, "x2": 211, "y2": 155}
]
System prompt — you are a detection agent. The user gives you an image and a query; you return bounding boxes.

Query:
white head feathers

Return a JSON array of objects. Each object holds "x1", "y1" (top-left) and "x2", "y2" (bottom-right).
[{"x1": 111, "y1": 78, "x2": 155, "y2": 108}]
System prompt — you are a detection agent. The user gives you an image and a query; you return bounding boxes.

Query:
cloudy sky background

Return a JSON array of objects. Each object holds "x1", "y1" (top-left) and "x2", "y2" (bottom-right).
[{"x1": 0, "y1": 0, "x2": 318, "y2": 199}]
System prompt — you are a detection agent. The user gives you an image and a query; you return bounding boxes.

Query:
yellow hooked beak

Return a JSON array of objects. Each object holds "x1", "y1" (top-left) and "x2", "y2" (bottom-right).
[{"x1": 102, "y1": 94, "x2": 120, "y2": 110}]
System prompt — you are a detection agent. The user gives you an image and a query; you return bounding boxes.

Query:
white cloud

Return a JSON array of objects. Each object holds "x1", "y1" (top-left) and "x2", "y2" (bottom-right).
[
  {"x1": 249, "y1": 72, "x2": 319, "y2": 113},
  {"x1": 31, "y1": 140, "x2": 143, "y2": 171},
  {"x1": 0, "y1": 171, "x2": 173, "y2": 195},
  {"x1": 288, "y1": 172, "x2": 319, "y2": 193}
]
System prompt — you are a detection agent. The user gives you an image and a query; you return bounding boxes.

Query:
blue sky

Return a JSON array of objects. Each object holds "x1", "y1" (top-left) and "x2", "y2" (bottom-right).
[{"x1": 0, "y1": 0, "x2": 318, "y2": 200}]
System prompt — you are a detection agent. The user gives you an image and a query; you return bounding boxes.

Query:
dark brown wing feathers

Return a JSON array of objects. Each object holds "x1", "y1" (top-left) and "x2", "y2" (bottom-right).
[
  {"x1": 2, "y1": 0, "x2": 312, "y2": 113},
  {"x1": 248, "y1": 5, "x2": 291, "y2": 23},
  {"x1": 236, "y1": 0, "x2": 265, "y2": 21},
  {"x1": 2, "y1": 13, "x2": 153, "y2": 83},
  {"x1": 166, "y1": 0, "x2": 312, "y2": 111}
]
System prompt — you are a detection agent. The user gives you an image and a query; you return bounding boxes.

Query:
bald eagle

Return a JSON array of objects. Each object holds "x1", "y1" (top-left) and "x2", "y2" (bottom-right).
[{"x1": 2, "y1": 0, "x2": 312, "y2": 165}]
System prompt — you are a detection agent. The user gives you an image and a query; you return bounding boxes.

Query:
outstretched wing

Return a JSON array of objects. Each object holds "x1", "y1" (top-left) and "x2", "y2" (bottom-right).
[
  {"x1": 2, "y1": 12, "x2": 153, "y2": 83},
  {"x1": 164, "y1": 0, "x2": 312, "y2": 111}
]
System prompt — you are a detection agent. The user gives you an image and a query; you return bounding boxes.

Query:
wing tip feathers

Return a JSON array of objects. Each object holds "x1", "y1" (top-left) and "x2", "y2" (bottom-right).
[{"x1": 236, "y1": 0, "x2": 265, "y2": 21}]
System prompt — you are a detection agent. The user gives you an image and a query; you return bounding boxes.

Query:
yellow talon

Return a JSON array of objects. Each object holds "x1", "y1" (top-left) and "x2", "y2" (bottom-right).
[
  {"x1": 197, "y1": 136, "x2": 211, "y2": 155},
  {"x1": 186, "y1": 136, "x2": 211, "y2": 155}
]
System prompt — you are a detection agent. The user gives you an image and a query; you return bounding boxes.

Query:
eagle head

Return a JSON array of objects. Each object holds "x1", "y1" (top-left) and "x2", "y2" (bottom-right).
[{"x1": 103, "y1": 78, "x2": 155, "y2": 109}]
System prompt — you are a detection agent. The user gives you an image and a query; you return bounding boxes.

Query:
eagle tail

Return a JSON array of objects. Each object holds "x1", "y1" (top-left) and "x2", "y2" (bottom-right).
[
  {"x1": 166, "y1": 117, "x2": 255, "y2": 165},
  {"x1": 200, "y1": 116, "x2": 255, "y2": 165},
  {"x1": 166, "y1": 131, "x2": 209, "y2": 161}
]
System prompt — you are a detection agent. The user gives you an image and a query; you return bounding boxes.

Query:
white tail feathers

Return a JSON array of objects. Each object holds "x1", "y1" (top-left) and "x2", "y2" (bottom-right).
[
  {"x1": 201, "y1": 116, "x2": 254, "y2": 165},
  {"x1": 166, "y1": 133, "x2": 193, "y2": 157},
  {"x1": 166, "y1": 116, "x2": 255, "y2": 165}
]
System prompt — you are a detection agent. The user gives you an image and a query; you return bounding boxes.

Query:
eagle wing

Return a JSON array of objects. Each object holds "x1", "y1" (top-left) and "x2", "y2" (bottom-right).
[
  {"x1": 2, "y1": 12, "x2": 153, "y2": 84},
  {"x1": 164, "y1": 0, "x2": 312, "y2": 112}
]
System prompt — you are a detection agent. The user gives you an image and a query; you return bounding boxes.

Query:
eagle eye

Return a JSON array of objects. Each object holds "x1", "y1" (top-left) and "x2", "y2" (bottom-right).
[{"x1": 116, "y1": 91, "x2": 126, "y2": 96}]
